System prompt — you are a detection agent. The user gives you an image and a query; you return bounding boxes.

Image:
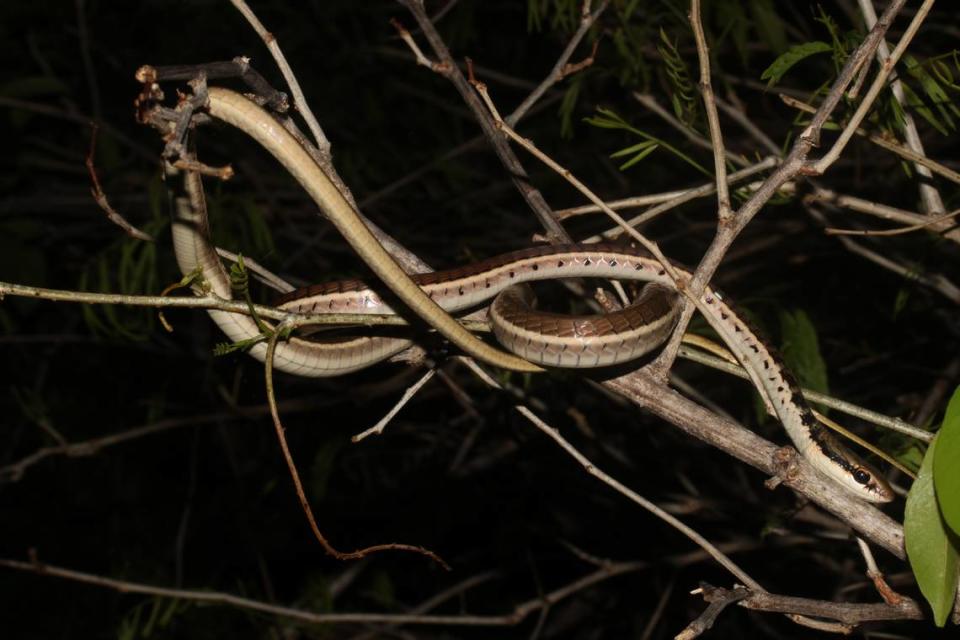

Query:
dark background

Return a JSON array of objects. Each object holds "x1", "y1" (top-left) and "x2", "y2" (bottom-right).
[{"x1": 1, "y1": 1, "x2": 958, "y2": 638}]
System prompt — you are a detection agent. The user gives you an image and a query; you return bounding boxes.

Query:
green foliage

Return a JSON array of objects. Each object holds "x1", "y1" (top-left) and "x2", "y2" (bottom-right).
[
  {"x1": 558, "y1": 73, "x2": 584, "y2": 139},
  {"x1": 901, "y1": 54, "x2": 960, "y2": 135},
  {"x1": 895, "y1": 440, "x2": 927, "y2": 476},
  {"x1": 609, "y1": 20, "x2": 652, "y2": 87},
  {"x1": 211, "y1": 255, "x2": 277, "y2": 356},
  {"x1": 712, "y1": 0, "x2": 751, "y2": 66},
  {"x1": 656, "y1": 28, "x2": 699, "y2": 126},
  {"x1": 117, "y1": 598, "x2": 190, "y2": 640},
  {"x1": 609, "y1": 139, "x2": 659, "y2": 170},
  {"x1": 78, "y1": 176, "x2": 167, "y2": 341},
  {"x1": 584, "y1": 107, "x2": 709, "y2": 175},
  {"x1": 761, "y1": 41, "x2": 833, "y2": 87},
  {"x1": 239, "y1": 199, "x2": 276, "y2": 259},
  {"x1": 934, "y1": 387, "x2": 960, "y2": 536},
  {"x1": 778, "y1": 310, "x2": 829, "y2": 401},
  {"x1": 749, "y1": 0, "x2": 787, "y2": 54},
  {"x1": 893, "y1": 287, "x2": 912, "y2": 319},
  {"x1": 606, "y1": 2, "x2": 656, "y2": 88},
  {"x1": 905, "y1": 432, "x2": 960, "y2": 627},
  {"x1": 813, "y1": 6, "x2": 860, "y2": 72},
  {"x1": 229, "y1": 254, "x2": 268, "y2": 334},
  {"x1": 79, "y1": 222, "x2": 165, "y2": 341},
  {"x1": 211, "y1": 336, "x2": 259, "y2": 356},
  {"x1": 228, "y1": 254, "x2": 250, "y2": 297},
  {"x1": 527, "y1": 0, "x2": 579, "y2": 33},
  {"x1": 759, "y1": 6, "x2": 861, "y2": 87},
  {"x1": 208, "y1": 192, "x2": 277, "y2": 266}
]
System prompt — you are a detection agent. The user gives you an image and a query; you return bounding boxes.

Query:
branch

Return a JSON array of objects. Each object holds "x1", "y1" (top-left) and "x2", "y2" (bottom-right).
[
  {"x1": 698, "y1": 583, "x2": 924, "y2": 625},
  {"x1": 605, "y1": 373, "x2": 905, "y2": 559},
  {"x1": 649, "y1": 0, "x2": 912, "y2": 374},
  {"x1": 395, "y1": 0, "x2": 578, "y2": 243},
  {"x1": 689, "y1": 0, "x2": 731, "y2": 221}
]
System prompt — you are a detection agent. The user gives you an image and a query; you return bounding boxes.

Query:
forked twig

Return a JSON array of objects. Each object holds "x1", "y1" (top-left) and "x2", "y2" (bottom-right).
[{"x1": 263, "y1": 322, "x2": 450, "y2": 569}]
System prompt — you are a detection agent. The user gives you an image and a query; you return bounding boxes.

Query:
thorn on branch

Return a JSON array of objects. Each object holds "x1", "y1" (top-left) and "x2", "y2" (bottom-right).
[{"x1": 560, "y1": 40, "x2": 599, "y2": 78}]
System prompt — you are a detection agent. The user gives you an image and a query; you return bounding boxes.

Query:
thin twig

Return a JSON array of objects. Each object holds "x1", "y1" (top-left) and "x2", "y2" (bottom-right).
[
  {"x1": 352, "y1": 367, "x2": 437, "y2": 442},
  {"x1": 85, "y1": 124, "x2": 153, "y2": 241},
  {"x1": 508, "y1": 0, "x2": 608, "y2": 125},
  {"x1": 826, "y1": 208, "x2": 960, "y2": 237},
  {"x1": 560, "y1": 158, "x2": 777, "y2": 222},
  {"x1": 0, "y1": 280, "x2": 426, "y2": 328},
  {"x1": 806, "y1": 205, "x2": 960, "y2": 304},
  {"x1": 0, "y1": 397, "x2": 342, "y2": 483},
  {"x1": 858, "y1": 0, "x2": 945, "y2": 215},
  {"x1": 856, "y1": 537, "x2": 906, "y2": 605},
  {"x1": 807, "y1": 0, "x2": 937, "y2": 175},
  {"x1": 781, "y1": 94, "x2": 960, "y2": 187},
  {"x1": 689, "y1": 0, "x2": 731, "y2": 221},
  {"x1": 468, "y1": 74, "x2": 682, "y2": 284},
  {"x1": 457, "y1": 357, "x2": 763, "y2": 590},
  {"x1": 677, "y1": 345, "x2": 932, "y2": 443},
  {"x1": 228, "y1": 0, "x2": 330, "y2": 153},
  {"x1": 396, "y1": 0, "x2": 573, "y2": 243},
  {"x1": 0, "y1": 552, "x2": 676, "y2": 628},
  {"x1": 262, "y1": 322, "x2": 450, "y2": 569},
  {"x1": 650, "y1": 0, "x2": 912, "y2": 375}
]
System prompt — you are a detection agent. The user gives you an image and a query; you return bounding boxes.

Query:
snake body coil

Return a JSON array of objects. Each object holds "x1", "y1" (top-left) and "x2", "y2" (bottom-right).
[{"x1": 169, "y1": 87, "x2": 893, "y2": 503}]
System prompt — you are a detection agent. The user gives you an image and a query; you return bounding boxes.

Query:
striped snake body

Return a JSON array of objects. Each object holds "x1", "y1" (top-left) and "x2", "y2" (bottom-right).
[{"x1": 166, "y1": 86, "x2": 892, "y2": 503}]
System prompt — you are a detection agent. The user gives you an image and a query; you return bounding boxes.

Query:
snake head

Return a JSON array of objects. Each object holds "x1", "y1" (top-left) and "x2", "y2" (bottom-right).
[
  {"x1": 809, "y1": 448, "x2": 895, "y2": 503},
  {"x1": 848, "y1": 463, "x2": 895, "y2": 503}
]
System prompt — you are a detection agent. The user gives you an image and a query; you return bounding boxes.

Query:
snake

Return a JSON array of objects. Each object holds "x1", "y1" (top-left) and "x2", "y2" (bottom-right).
[{"x1": 167, "y1": 86, "x2": 893, "y2": 503}]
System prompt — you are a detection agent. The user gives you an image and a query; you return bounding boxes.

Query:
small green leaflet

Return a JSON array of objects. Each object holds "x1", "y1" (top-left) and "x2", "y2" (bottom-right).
[
  {"x1": 609, "y1": 140, "x2": 659, "y2": 170},
  {"x1": 779, "y1": 309, "x2": 829, "y2": 400},
  {"x1": 905, "y1": 433, "x2": 960, "y2": 627},
  {"x1": 761, "y1": 41, "x2": 832, "y2": 86},
  {"x1": 934, "y1": 386, "x2": 960, "y2": 536},
  {"x1": 904, "y1": 55, "x2": 960, "y2": 135},
  {"x1": 750, "y1": 0, "x2": 788, "y2": 55}
]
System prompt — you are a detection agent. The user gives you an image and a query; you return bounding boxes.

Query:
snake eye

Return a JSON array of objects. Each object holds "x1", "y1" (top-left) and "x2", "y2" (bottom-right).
[{"x1": 853, "y1": 469, "x2": 872, "y2": 485}]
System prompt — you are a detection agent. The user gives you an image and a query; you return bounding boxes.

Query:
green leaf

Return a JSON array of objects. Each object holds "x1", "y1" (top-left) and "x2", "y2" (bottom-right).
[
  {"x1": 714, "y1": 0, "x2": 751, "y2": 66},
  {"x1": 617, "y1": 143, "x2": 659, "y2": 170},
  {"x1": 779, "y1": 309, "x2": 829, "y2": 401},
  {"x1": 240, "y1": 199, "x2": 276, "y2": 258},
  {"x1": 609, "y1": 140, "x2": 657, "y2": 158},
  {"x1": 904, "y1": 55, "x2": 957, "y2": 134},
  {"x1": 558, "y1": 74, "x2": 583, "y2": 139},
  {"x1": 896, "y1": 442, "x2": 926, "y2": 476},
  {"x1": 934, "y1": 386, "x2": 960, "y2": 536},
  {"x1": 761, "y1": 41, "x2": 833, "y2": 86},
  {"x1": 905, "y1": 434, "x2": 960, "y2": 627},
  {"x1": 657, "y1": 28, "x2": 698, "y2": 126},
  {"x1": 749, "y1": 0, "x2": 788, "y2": 54},
  {"x1": 893, "y1": 288, "x2": 911, "y2": 318},
  {"x1": 584, "y1": 108, "x2": 710, "y2": 176}
]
